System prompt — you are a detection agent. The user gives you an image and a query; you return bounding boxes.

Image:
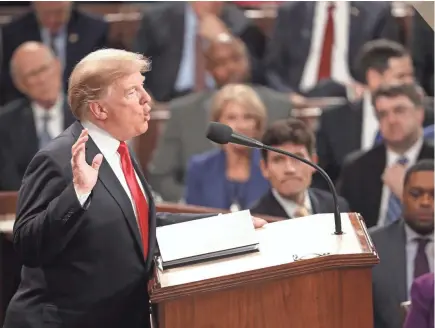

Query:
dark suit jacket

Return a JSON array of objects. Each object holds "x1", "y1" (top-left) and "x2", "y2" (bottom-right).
[
  {"x1": 404, "y1": 272, "x2": 434, "y2": 328},
  {"x1": 0, "y1": 97, "x2": 75, "y2": 191},
  {"x1": 411, "y1": 11, "x2": 434, "y2": 97},
  {"x1": 3, "y1": 121, "x2": 215, "y2": 328},
  {"x1": 264, "y1": 1, "x2": 400, "y2": 93},
  {"x1": 185, "y1": 148, "x2": 270, "y2": 209},
  {"x1": 147, "y1": 85, "x2": 292, "y2": 202},
  {"x1": 132, "y1": 2, "x2": 266, "y2": 102},
  {"x1": 0, "y1": 9, "x2": 109, "y2": 105},
  {"x1": 337, "y1": 141, "x2": 434, "y2": 228},
  {"x1": 369, "y1": 220, "x2": 408, "y2": 328},
  {"x1": 315, "y1": 99, "x2": 435, "y2": 190},
  {"x1": 249, "y1": 188, "x2": 350, "y2": 219}
]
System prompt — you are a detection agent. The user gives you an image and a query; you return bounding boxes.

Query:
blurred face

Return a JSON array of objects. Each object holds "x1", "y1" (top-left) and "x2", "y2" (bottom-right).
[
  {"x1": 206, "y1": 42, "x2": 249, "y2": 87},
  {"x1": 367, "y1": 56, "x2": 414, "y2": 91},
  {"x1": 94, "y1": 72, "x2": 152, "y2": 141},
  {"x1": 15, "y1": 49, "x2": 61, "y2": 107},
  {"x1": 374, "y1": 95, "x2": 424, "y2": 150},
  {"x1": 261, "y1": 142, "x2": 316, "y2": 199},
  {"x1": 33, "y1": 1, "x2": 72, "y2": 34},
  {"x1": 218, "y1": 101, "x2": 259, "y2": 152},
  {"x1": 403, "y1": 171, "x2": 434, "y2": 235}
]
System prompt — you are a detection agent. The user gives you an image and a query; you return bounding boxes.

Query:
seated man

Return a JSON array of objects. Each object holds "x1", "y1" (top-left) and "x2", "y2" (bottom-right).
[
  {"x1": 337, "y1": 83, "x2": 434, "y2": 228},
  {"x1": 0, "y1": 1, "x2": 109, "y2": 105},
  {"x1": 370, "y1": 159, "x2": 434, "y2": 328},
  {"x1": 0, "y1": 42, "x2": 75, "y2": 191},
  {"x1": 250, "y1": 118, "x2": 349, "y2": 219}
]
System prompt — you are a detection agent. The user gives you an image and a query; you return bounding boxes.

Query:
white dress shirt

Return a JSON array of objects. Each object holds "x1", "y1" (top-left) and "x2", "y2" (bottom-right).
[
  {"x1": 300, "y1": 1, "x2": 353, "y2": 91},
  {"x1": 76, "y1": 121, "x2": 147, "y2": 223},
  {"x1": 32, "y1": 95, "x2": 64, "y2": 139},
  {"x1": 361, "y1": 92, "x2": 380, "y2": 151},
  {"x1": 271, "y1": 189, "x2": 313, "y2": 218},
  {"x1": 377, "y1": 138, "x2": 424, "y2": 226}
]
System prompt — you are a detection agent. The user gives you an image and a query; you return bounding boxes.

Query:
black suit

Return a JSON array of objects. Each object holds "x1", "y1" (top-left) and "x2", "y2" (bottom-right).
[
  {"x1": 337, "y1": 141, "x2": 434, "y2": 228},
  {"x1": 315, "y1": 99, "x2": 435, "y2": 190},
  {"x1": 249, "y1": 188, "x2": 350, "y2": 219},
  {"x1": 3, "y1": 121, "x2": 215, "y2": 328},
  {"x1": 0, "y1": 98, "x2": 75, "y2": 191},
  {"x1": 411, "y1": 11, "x2": 434, "y2": 97},
  {"x1": 0, "y1": 9, "x2": 109, "y2": 105},
  {"x1": 132, "y1": 2, "x2": 266, "y2": 102},
  {"x1": 264, "y1": 1, "x2": 400, "y2": 93}
]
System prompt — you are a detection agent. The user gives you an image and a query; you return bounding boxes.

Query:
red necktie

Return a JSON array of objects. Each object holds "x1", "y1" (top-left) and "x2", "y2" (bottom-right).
[
  {"x1": 118, "y1": 141, "x2": 149, "y2": 257},
  {"x1": 317, "y1": 3, "x2": 335, "y2": 81}
]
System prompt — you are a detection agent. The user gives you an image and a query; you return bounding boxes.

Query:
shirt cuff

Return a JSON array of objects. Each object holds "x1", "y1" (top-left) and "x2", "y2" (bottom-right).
[{"x1": 75, "y1": 188, "x2": 91, "y2": 207}]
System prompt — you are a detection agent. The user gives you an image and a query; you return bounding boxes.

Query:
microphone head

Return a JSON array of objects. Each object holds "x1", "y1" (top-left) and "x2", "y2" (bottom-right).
[{"x1": 206, "y1": 122, "x2": 233, "y2": 145}]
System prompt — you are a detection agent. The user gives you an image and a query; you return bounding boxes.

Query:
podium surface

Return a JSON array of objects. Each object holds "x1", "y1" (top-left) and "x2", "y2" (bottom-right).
[{"x1": 150, "y1": 213, "x2": 379, "y2": 328}]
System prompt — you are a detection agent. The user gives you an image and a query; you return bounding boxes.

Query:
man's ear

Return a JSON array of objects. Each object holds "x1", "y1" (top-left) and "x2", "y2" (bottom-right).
[
  {"x1": 88, "y1": 102, "x2": 108, "y2": 121},
  {"x1": 260, "y1": 158, "x2": 269, "y2": 179}
]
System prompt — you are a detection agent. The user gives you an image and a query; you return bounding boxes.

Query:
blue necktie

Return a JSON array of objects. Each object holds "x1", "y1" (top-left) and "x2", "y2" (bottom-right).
[
  {"x1": 385, "y1": 156, "x2": 408, "y2": 224},
  {"x1": 39, "y1": 113, "x2": 52, "y2": 149},
  {"x1": 374, "y1": 130, "x2": 383, "y2": 145}
]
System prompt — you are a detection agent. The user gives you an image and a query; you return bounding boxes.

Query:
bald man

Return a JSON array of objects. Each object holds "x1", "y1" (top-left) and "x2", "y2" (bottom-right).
[
  {"x1": 0, "y1": 41, "x2": 75, "y2": 191},
  {"x1": 0, "y1": 1, "x2": 109, "y2": 105}
]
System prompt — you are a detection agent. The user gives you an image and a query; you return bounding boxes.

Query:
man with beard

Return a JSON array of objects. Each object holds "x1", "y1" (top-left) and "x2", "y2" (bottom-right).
[{"x1": 370, "y1": 159, "x2": 434, "y2": 328}]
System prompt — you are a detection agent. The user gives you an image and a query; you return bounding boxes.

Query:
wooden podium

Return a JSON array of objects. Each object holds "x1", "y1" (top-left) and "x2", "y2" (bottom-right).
[{"x1": 149, "y1": 212, "x2": 379, "y2": 328}]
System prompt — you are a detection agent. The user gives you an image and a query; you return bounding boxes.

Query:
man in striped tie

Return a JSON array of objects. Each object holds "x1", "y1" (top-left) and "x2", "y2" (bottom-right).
[{"x1": 3, "y1": 48, "x2": 267, "y2": 328}]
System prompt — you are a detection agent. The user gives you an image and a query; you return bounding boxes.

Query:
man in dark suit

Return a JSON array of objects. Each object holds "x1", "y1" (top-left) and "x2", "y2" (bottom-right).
[
  {"x1": 0, "y1": 42, "x2": 75, "y2": 191},
  {"x1": 2, "y1": 48, "x2": 266, "y2": 328},
  {"x1": 411, "y1": 10, "x2": 434, "y2": 97},
  {"x1": 250, "y1": 118, "x2": 350, "y2": 219},
  {"x1": 148, "y1": 37, "x2": 292, "y2": 202},
  {"x1": 132, "y1": 1, "x2": 265, "y2": 102},
  {"x1": 0, "y1": 1, "x2": 109, "y2": 105},
  {"x1": 316, "y1": 40, "x2": 433, "y2": 189},
  {"x1": 338, "y1": 83, "x2": 434, "y2": 228},
  {"x1": 264, "y1": 1, "x2": 400, "y2": 101},
  {"x1": 370, "y1": 159, "x2": 434, "y2": 328}
]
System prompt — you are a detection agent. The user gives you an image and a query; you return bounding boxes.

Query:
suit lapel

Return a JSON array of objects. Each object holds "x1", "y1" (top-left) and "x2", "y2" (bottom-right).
[
  {"x1": 370, "y1": 145, "x2": 387, "y2": 220},
  {"x1": 348, "y1": 3, "x2": 366, "y2": 60},
  {"x1": 71, "y1": 123, "x2": 145, "y2": 261},
  {"x1": 17, "y1": 101, "x2": 39, "y2": 167},
  {"x1": 308, "y1": 189, "x2": 322, "y2": 214},
  {"x1": 130, "y1": 151, "x2": 158, "y2": 272},
  {"x1": 388, "y1": 221, "x2": 408, "y2": 302},
  {"x1": 263, "y1": 191, "x2": 290, "y2": 219},
  {"x1": 62, "y1": 99, "x2": 75, "y2": 129},
  {"x1": 418, "y1": 141, "x2": 435, "y2": 160}
]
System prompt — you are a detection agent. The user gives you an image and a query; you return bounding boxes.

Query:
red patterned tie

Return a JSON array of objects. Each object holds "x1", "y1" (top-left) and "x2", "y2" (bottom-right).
[
  {"x1": 118, "y1": 141, "x2": 149, "y2": 257},
  {"x1": 317, "y1": 3, "x2": 335, "y2": 81}
]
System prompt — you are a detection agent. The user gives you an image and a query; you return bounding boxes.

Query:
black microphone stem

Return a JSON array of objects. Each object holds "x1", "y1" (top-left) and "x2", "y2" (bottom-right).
[{"x1": 262, "y1": 145, "x2": 343, "y2": 235}]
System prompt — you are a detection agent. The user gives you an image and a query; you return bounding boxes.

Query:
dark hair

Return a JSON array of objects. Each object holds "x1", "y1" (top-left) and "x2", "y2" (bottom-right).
[
  {"x1": 404, "y1": 160, "x2": 434, "y2": 186},
  {"x1": 372, "y1": 83, "x2": 424, "y2": 108},
  {"x1": 356, "y1": 39, "x2": 408, "y2": 83},
  {"x1": 261, "y1": 118, "x2": 315, "y2": 161}
]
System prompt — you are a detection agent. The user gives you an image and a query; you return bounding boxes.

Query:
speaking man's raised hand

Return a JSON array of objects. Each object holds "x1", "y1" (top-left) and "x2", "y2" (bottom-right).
[{"x1": 71, "y1": 129, "x2": 103, "y2": 195}]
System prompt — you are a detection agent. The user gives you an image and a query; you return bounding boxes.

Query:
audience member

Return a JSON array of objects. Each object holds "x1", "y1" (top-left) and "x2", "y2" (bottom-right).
[
  {"x1": 250, "y1": 118, "x2": 349, "y2": 218},
  {"x1": 411, "y1": 10, "x2": 434, "y2": 97},
  {"x1": 404, "y1": 272, "x2": 434, "y2": 328},
  {"x1": 264, "y1": 1, "x2": 400, "y2": 104},
  {"x1": 0, "y1": 42, "x2": 75, "y2": 191},
  {"x1": 370, "y1": 159, "x2": 434, "y2": 328},
  {"x1": 148, "y1": 37, "x2": 291, "y2": 202},
  {"x1": 0, "y1": 1, "x2": 109, "y2": 105},
  {"x1": 185, "y1": 85, "x2": 269, "y2": 210},
  {"x1": 132, "y1": 1, "x2": 265, "y2": 102},
  {"x1": 338, "y1": 83, "x2": 434, "y2": 228},
  {"x1": 316, "y1": 40, "x2": 433, "y2": 189}
]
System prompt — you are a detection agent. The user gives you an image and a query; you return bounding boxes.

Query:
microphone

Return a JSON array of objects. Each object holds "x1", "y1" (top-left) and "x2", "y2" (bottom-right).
[{"x1": 206, "y1": 122, "x2": 343, "y2": 235}]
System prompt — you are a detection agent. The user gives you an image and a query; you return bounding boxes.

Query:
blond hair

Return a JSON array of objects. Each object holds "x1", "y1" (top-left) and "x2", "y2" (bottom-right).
[
  {"x1": 210, "y1": 84, "x2": 267, "y2": 134},
  {"x1": 68, "y1": 48, "x2": 150, "y2": 119}
]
